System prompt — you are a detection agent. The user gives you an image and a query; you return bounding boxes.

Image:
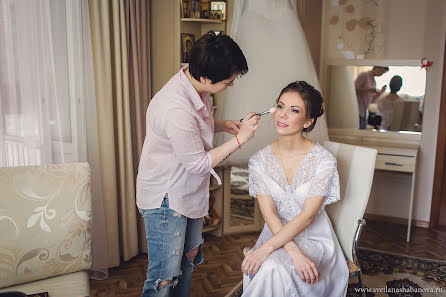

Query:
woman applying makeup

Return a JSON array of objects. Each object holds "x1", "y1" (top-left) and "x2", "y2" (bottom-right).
[{"x1": 136, "y1": 31, "x2": 260, "y2": 297}]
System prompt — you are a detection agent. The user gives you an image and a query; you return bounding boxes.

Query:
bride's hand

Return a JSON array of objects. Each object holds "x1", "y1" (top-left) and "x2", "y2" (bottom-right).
[
  {"x1": 241, "y1": 246, "x2": 271, "y2": 276},
  {"x1": 290, "y1": 252, "x2": 319, "y2": 284}
]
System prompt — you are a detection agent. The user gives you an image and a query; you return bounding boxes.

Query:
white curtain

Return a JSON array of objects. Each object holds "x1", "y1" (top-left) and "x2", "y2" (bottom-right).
[{"x1": 0, "y1": 0, "x2": 107, "y2": 279}]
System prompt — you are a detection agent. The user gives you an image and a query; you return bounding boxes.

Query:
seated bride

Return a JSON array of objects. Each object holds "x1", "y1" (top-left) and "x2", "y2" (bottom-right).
[{"x1": 241, "y1": 81, "x2": 349, "y2": 297}]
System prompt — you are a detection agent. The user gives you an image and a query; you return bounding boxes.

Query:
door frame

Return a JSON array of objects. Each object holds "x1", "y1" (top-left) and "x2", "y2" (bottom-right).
[{"x1": 430, "y1": 33, "x2": 446, "y2": 228}]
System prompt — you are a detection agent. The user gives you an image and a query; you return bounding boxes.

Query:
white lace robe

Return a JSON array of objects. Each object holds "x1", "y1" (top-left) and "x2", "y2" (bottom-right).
[{"x1": 242, "y1": 143, "x2": 349, "y2": 297}]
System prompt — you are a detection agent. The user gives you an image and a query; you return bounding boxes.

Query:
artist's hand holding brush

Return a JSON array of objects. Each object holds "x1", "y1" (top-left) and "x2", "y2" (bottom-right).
[
  {"x1": 209, "y1": 108, "x2": 275, "y2": 166},
  {"x1": 237, "y1": 112, "x2": 261, "y2": 144}
]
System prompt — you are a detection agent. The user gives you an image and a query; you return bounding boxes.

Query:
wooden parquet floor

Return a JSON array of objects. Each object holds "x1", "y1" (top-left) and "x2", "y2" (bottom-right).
[
  {"x1": 358, "y1": 220, "x2": 446, "y2": 261},
  {"x1": 90, "y1": 220, "x2": 446, "y2": 297},
  {"x1": 90, "y1": 232, "x2": 259, "y2": 297}
]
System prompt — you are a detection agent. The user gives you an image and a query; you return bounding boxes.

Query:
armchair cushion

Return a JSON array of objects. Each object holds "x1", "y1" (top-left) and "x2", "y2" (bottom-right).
[
  {"x1": 0, "y1": 271, "x2": 89, "y2": 297},
  {"x1": 0, "y1": 163, "x2": 92, "y2": 288}
]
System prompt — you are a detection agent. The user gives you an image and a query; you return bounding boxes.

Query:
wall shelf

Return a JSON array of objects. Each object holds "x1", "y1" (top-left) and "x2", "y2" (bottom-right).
[
  {"x1": 181, "y1": 18, "x2": 224, "y2": 24},
  {"x1": 209, "y1": 184, "x2": 221, "y2": 191}
]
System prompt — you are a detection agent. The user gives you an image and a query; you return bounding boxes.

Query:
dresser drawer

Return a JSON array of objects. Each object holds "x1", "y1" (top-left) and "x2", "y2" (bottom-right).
[{"x1": 375, "y1": 154, "x2": 416, "y2": 173}]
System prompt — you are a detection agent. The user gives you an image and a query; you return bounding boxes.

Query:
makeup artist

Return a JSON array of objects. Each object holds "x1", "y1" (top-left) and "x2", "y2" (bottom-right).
[{"x1": 136, "y1": 31, "x2": 260, "y2": 297}]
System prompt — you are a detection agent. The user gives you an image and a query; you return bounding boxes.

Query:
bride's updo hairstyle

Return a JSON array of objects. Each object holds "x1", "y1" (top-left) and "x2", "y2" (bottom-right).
[{"x1": 276, "y1": 81, "x2": 324, "y2": 132}]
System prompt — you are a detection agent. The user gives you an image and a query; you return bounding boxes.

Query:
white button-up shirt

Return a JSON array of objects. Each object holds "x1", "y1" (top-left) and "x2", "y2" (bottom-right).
[{"x1": 136, "y1": 66, "x2": 221, "y2": 218}]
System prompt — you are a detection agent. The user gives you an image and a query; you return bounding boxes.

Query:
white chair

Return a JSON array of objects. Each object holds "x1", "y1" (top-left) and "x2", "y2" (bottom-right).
[{"x1": 323, "y1": 141, "x2": 377, "y2": 296}]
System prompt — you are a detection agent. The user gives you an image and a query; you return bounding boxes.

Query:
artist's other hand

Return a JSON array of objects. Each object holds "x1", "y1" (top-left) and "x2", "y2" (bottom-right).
[
  {"x1": 379, "y1": 85, "x2": 387, "y2": 94},
  {"x1": 223, "y1": 120, "x2": 241, "y2": 135},
  {"x1": 238, "y1": 112, "x2": 260, "y2": 144}
]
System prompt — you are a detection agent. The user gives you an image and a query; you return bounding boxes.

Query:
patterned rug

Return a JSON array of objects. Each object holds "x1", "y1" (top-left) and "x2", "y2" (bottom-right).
[{"x1": 225, "y1": 248, "x2": 446, "y2": 297}]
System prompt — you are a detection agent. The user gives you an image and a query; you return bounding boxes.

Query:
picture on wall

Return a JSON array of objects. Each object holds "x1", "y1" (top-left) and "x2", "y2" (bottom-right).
[
  {"x1": 210, "y1": 1, "x2": 226, "y2": 20},
  {"x1": 181, "y1": 33, "x2": 195, "y2": 63}
]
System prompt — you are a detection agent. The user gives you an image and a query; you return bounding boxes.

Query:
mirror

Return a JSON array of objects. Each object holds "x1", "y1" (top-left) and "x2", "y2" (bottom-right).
[
  {"x1": 229, "y1": 166, "x2": 254, "y2": 227},
  {"x1": 327, "y1": 65, "x2": 426, "y2": 132},
  {"x1": 223, "y1": 166, "x2": 263, "y2": 234}
]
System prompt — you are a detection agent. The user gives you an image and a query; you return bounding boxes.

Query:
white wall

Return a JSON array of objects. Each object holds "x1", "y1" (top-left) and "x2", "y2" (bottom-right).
[{"x1": 322, "y1": 0, "x2": 446, "y2": 223}]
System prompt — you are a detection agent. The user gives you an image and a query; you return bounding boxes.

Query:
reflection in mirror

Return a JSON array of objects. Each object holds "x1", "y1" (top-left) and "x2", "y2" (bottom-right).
[
  {"x1": 229, "y1": 166, "x2": 254, "y2": 227},
  {"x1": 327, "y1": 65, "x2": 426, "y2": 132}
]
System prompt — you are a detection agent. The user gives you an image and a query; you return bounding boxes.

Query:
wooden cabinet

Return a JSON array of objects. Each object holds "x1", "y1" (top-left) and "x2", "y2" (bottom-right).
[
  {"x1": 150, "y1": 1, "x2": 230, "y2": 96},
  {"x1": 204, "y1": 166, "x2": 224, "y2": 236}
]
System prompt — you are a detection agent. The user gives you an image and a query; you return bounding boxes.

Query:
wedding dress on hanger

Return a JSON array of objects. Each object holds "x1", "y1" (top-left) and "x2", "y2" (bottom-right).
[{"x1": 215, "y1": 0, "x2": 329, "y2": 166}]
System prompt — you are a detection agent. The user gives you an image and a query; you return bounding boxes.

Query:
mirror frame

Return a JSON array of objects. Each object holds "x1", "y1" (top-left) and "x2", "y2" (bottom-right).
[
  {"x1": 223, "y1": 166, "x2": 264, "y2": 235},
  {"x1": 321, "y1": 59, "x2": 424, "y2": 137}
]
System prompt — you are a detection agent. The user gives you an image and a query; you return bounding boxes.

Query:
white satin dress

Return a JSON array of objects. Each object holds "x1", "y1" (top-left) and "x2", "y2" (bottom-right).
[{"x1": 242, "y1": 143, "x2": 348, "y2": 297}]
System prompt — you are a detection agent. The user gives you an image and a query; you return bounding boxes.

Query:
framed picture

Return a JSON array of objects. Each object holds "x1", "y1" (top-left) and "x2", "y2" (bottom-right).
[
  {"x1": 210, "y1": 1, "x2": 226, "y2": 20},
  {"x1": 181, "y1": 0, "x2": 189, "y2": 18},
  {"x1": 201, "y1": 0, "x2": 211, "y2": 19},
  {"x1": 190, "y1": 0, "x2": 201, "y2": 18},
  {"x1": 181, "y1": 33, "x2": 195, "y2": 63}
]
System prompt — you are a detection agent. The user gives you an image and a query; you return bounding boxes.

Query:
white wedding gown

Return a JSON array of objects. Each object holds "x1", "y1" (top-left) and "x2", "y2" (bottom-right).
[
  {"x1": 242, "y1": 143, "x2": 348, "y2": 297},
  {"x1": 215, "y1": 0, "x2": 328, "y2": 167}
]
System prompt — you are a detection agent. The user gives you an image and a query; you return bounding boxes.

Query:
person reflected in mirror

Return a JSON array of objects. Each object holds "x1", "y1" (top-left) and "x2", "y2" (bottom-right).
[
  {"x1": 355, "y1": 66, "x2": 389, "y2": 129},
  {"x1": 377, "y1": 75, "x2": 403, "y2": 130},
  {"x1": 241, "y1": 81, "x2": 348, "y2": 297}
]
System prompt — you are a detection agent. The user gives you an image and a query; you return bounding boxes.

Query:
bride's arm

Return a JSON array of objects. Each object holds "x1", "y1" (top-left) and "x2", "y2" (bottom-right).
[
  {"x1": 256, "y1": 194, "x2": 301, "y2": 252},
  {"x1": 261, "y1": 195, "x2": 324, "y2": 251},
  {"x1": 241, "y1": 195, "x2": 323, "y2": 283}
]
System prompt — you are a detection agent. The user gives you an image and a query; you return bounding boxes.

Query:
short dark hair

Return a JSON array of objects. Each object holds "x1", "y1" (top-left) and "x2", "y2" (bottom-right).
[
  {"x1": 373, "y1": 66, "x2": 389, "y2": 71},
  {"x1": 189, "y1": 31, "x2": 248, "y2": 83},
  {"x1": 389, "y1": 75, "x2": 403, "y2": 93},
  {"x1": 276, "y1": 81, "x2": 324, "y2": 133}
]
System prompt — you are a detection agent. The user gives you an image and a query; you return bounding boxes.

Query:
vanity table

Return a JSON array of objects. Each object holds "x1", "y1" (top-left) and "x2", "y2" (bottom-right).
[{"x1": 328, "y1": 128, "x2": 421, "y2": 242}]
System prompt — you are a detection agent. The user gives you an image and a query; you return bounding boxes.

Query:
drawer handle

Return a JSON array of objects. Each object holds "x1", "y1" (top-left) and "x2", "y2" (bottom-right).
[{"x1": 384, "y1": 162, "x2": 404, "y2": 167}]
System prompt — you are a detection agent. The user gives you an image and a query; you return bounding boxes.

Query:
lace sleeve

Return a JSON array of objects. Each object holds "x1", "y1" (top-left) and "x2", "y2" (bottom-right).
[
  {"x1": 307, "y1": 153, "x2": 340, "y2": 206},
  {"x1": 248, "y1": 152, "x2": 271, "y2": 198}
]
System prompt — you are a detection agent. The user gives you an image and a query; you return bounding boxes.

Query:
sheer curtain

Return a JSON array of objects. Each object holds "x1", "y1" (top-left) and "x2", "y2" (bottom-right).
[{"x1": 0, "y1": 0, "x2": 108, "y2": 279}]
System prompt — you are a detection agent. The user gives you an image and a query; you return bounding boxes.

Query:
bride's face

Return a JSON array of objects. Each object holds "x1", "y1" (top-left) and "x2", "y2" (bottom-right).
[{"x1": 274, "y1": 91, "x2": 312, "y2": 135}]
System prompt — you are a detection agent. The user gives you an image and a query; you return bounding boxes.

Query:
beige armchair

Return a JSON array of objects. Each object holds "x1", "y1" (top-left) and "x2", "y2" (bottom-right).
[
  {"x1": 0, "y1": 163, "x2": 92, "y2": 297},
  {"x1": 323, "y1": 141, "x2": 377, "y2": 296}
]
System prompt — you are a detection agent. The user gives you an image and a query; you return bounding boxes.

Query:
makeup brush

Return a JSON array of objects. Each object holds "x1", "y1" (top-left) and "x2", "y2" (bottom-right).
[{"x1": 239, "y1": 107, "x2": 276, "y2": 122}]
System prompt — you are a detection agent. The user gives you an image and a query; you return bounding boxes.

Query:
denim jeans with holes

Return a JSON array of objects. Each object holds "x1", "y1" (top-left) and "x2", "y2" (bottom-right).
[{"x1": 139, "y1": 194, "x2": 204, "y2": 297}]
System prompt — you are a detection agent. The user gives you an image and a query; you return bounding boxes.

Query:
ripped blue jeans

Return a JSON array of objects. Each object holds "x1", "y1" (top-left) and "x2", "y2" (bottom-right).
[{"x1": 139, "y1": 194, "x2": 204, "y2": 297}]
